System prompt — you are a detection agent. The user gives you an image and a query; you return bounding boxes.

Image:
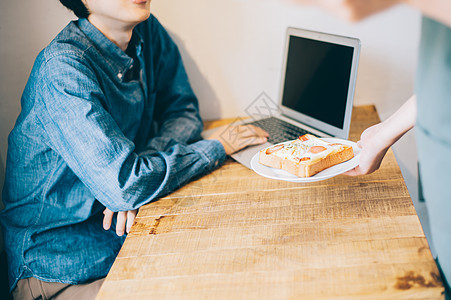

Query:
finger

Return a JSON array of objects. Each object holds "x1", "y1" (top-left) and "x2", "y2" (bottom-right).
[
  {"x1": 233, "y1": 125, "x2": 255, "y2": 137},
  {"x1": 103, "y1": 208, "x2": 114, "y2": 230},
  {"x1": 245, "y1": 125, "x2": 269, "y2": 137},
  {"x1": 236, "y1": 125, "x2": 269, "y2": 139},
  {"x1": 232, "y1": 125, "x2": 248, "y2": 134},
  {"x1": 116, "y1": 211, "x2": 127, "y2": 236},
  {"x1": 126, "y1": 210, "x2": 137, "y2": 234},
  {"x1": 238, "y1": 136, "x2": 268, "y2": 148},
  {"x1": 342, "y1": 166, "x2": 362, "y2": 176}
]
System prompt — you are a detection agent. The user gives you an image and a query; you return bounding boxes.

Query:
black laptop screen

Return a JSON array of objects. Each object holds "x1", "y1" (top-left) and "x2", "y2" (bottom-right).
[{"x1": 281, "y1": 35, "x2": 354, "y2": 129}]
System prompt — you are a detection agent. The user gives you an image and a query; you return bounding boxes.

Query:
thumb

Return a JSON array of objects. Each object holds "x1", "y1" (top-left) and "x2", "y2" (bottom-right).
[{"x1": 342, "y1": 166, "x2": 361, "y2": 176}]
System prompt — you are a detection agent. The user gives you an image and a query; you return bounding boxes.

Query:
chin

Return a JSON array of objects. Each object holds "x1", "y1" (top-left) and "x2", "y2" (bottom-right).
[
  {"x1": 126, "y1": 10, "x2": 151, "y2": 25},
  {"x1": 136, "y1": 12, "x2": 151, "y2": 23},
  {"x1": 141, "y1": 10, "x2": 152, "y2": 20}
]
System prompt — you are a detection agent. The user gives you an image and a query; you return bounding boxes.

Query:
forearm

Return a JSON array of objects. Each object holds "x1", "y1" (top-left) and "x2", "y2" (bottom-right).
[
  {"x1": 403, "y1": 0, "x2": 451, "y2": 27},
  {"x1": 143, "y1": 113, "x2": 204, "y2": 153},
  {"x1": 102, "y1": 139, "x2": 226, "y2": 212},
  {"x1": 344, "y1": 96, "x2": 417, "y2": 176},
  {"x1": 157, "y1": 113, "x2": 203, "y2": 144},
  {"x1": 293, "y1": 0, "x2": 451, "y2": 27},
  {"x1": 381, "y1": 95, "x2": 417, "y2": 146}
]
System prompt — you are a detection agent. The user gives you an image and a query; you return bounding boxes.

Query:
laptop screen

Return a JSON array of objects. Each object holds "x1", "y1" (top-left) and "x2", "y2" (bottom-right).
[{"x1": 281, "y1": 35, "x2": 355, "y2": 130}]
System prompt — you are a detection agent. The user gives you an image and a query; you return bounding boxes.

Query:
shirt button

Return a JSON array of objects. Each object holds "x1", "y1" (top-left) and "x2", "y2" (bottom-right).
[{"x1": 117, "y1": 72, "x2": 123, "y2": 79}]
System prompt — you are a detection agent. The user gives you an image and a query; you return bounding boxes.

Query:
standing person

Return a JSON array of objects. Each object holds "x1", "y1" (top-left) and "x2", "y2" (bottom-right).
[
  {"x1": 0, "y1": 0, "x2": 268, "y2": 299},
  {"x1": 290, "y1": 0, "x2": 451, "y2": 296}
]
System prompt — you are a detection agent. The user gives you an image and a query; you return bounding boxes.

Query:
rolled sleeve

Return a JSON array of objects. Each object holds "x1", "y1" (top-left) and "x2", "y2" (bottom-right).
[{"x1": 190, "y1": 139, "x2": 227, "y2": 171}]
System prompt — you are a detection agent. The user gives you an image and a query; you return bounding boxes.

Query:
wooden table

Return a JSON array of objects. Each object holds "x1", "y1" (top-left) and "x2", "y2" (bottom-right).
[{"x1": 97, "y1": 106, "x2": 444, "y2": 300}]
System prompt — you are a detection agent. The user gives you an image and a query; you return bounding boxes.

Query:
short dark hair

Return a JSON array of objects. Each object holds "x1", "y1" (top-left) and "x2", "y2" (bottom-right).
[{"x1": 59, "y1": 0, "x2": 90, "y2": 19}]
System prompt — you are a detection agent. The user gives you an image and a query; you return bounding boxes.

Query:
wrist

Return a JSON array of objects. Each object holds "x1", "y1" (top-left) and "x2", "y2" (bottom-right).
[
  {"x1": 372, "y1": 121, "x2": 396, "y2": 151},
  {"x1": 206, "y1": 137, "x2": 228, "y2": 154},
  {"x1": 379, "y1": 117, "x2": 407, "y2": 148}
]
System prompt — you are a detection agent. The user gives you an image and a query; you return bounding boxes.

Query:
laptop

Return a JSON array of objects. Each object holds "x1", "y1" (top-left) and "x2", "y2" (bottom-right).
[{"x1": 203, "y1": 27, "x2": 361, "y2": 169}]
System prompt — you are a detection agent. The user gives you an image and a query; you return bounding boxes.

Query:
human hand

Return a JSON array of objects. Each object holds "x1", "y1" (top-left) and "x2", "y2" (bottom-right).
[
  {"x1": 344, "y1": 96, "x2": 416, "y2": 176},
  {"x1": 287, "y1": 0, "x2": 402, "y2": 21},
  {"x1": 103, "y1": 208, "x2": 137, "y2": 236},
  {"x1": 343, "y1": 122, "x2": 392, "y2": 176},
  {"x1": 206, "y1": 124, "x2": 269, "y2": 155}
]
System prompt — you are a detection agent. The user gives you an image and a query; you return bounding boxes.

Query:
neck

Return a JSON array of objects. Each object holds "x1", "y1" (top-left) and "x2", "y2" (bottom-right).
[{"x1": 88, "y1": 15, "x2": 136, "y2": 51}]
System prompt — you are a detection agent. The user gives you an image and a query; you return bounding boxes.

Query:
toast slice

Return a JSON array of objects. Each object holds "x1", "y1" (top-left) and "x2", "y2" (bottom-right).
[{"x1": 258, "y1": 134, "x2": 354, "y2": 178}]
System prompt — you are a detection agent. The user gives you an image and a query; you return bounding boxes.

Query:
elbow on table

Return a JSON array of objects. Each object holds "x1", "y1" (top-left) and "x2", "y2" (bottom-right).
[
  {"x1": 103, "y1": 177, "x2": 164, "y2": 212},
  {"x1": 99, "y1": 154, "x2": 164, "y2": 211}
]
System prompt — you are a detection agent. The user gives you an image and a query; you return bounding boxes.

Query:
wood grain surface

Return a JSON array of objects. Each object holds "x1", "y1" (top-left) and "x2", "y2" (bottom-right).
[{"x1": 96, "y1": 106, "x2": 444, "y2": 300}]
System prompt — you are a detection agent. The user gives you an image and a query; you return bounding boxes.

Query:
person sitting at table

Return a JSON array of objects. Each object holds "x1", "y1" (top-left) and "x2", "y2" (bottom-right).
[
  {"x1": 0, "y1": 0, "x2": 268, "y2": 299},
  {"x1": 288, "y1": 0, "x2": 451, "y2": 297}
]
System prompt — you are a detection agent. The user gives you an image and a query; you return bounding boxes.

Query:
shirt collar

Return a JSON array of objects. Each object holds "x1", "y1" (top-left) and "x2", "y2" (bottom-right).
[{"x1": 77, "y1": 18, "x2": 144, "y2": 79}]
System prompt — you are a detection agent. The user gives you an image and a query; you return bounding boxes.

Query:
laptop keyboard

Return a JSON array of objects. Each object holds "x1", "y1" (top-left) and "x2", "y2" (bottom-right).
[{"x1": 245, "y1": 117, "x2": 314, "y2": 144}]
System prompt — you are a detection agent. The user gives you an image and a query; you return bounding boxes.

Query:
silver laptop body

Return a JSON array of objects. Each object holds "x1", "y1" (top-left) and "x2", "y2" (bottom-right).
[{"x1": 203, "y1": 27, "x2": 361, "y2": 169}]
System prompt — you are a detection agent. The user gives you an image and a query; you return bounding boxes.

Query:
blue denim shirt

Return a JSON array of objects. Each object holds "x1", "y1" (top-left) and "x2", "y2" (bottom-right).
[{"x1": 0, "y1": 16, "x2": 226, "y2": 291}]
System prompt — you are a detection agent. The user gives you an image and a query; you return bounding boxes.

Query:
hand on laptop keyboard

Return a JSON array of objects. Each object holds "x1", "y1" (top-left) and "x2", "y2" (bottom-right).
[
  {"x1": 205, "y1": 124, "x2": 269, "y2": 155},
  {"x1": 245, "y1": 117, "x2": 313, "y2": 144}
]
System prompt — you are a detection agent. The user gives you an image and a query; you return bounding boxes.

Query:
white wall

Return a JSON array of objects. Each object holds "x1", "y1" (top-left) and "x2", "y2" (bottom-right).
[
  {"x1": 0, "y1": 0, "x2": 421, "y2": 162},
  {"x1": 151, "y1": 0, "x2": 420, "y2": 121},
  {"x1": 150, "y1": 0, "x2": 422, "y2": 214},
  {"x1": 0, "y1": 1, "x2": 74, "y2": 163},
  {"x1": 0, "y1": 1, "x2": 422, "y2": 240},
  {"x1": 0, "y1": 0, "x2": 74, "y2": 251}
]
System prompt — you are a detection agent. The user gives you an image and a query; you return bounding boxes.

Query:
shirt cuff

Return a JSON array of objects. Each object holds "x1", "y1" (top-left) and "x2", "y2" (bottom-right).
[
  {"x1": 190, "y1": 139, "x2": 226, "y2": 172},
  {"x1": 143, "y1": 136, "x2": 179, "y2": 154}
]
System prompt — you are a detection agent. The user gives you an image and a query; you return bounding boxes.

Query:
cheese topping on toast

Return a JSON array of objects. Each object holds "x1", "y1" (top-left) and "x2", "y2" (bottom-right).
[{"x1": 265, "y1": 134, "x2": 346, "y2": 163}]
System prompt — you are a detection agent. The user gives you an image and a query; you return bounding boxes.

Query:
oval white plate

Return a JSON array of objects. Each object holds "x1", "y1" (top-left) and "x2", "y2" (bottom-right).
[{"x1": 250, "y1": 138, "x2": 361, "y2": 183}]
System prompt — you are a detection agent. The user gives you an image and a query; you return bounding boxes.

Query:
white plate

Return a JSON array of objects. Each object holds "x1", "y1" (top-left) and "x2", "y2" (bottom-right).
[{"x1": 250, "y1": 138, "x2": 361, "y2": 183}]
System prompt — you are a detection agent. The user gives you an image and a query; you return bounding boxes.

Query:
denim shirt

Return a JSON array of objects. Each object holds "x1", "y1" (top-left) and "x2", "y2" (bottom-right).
[{"x1": 0, "y1": 16, "x2": 226, "y2": 291}]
